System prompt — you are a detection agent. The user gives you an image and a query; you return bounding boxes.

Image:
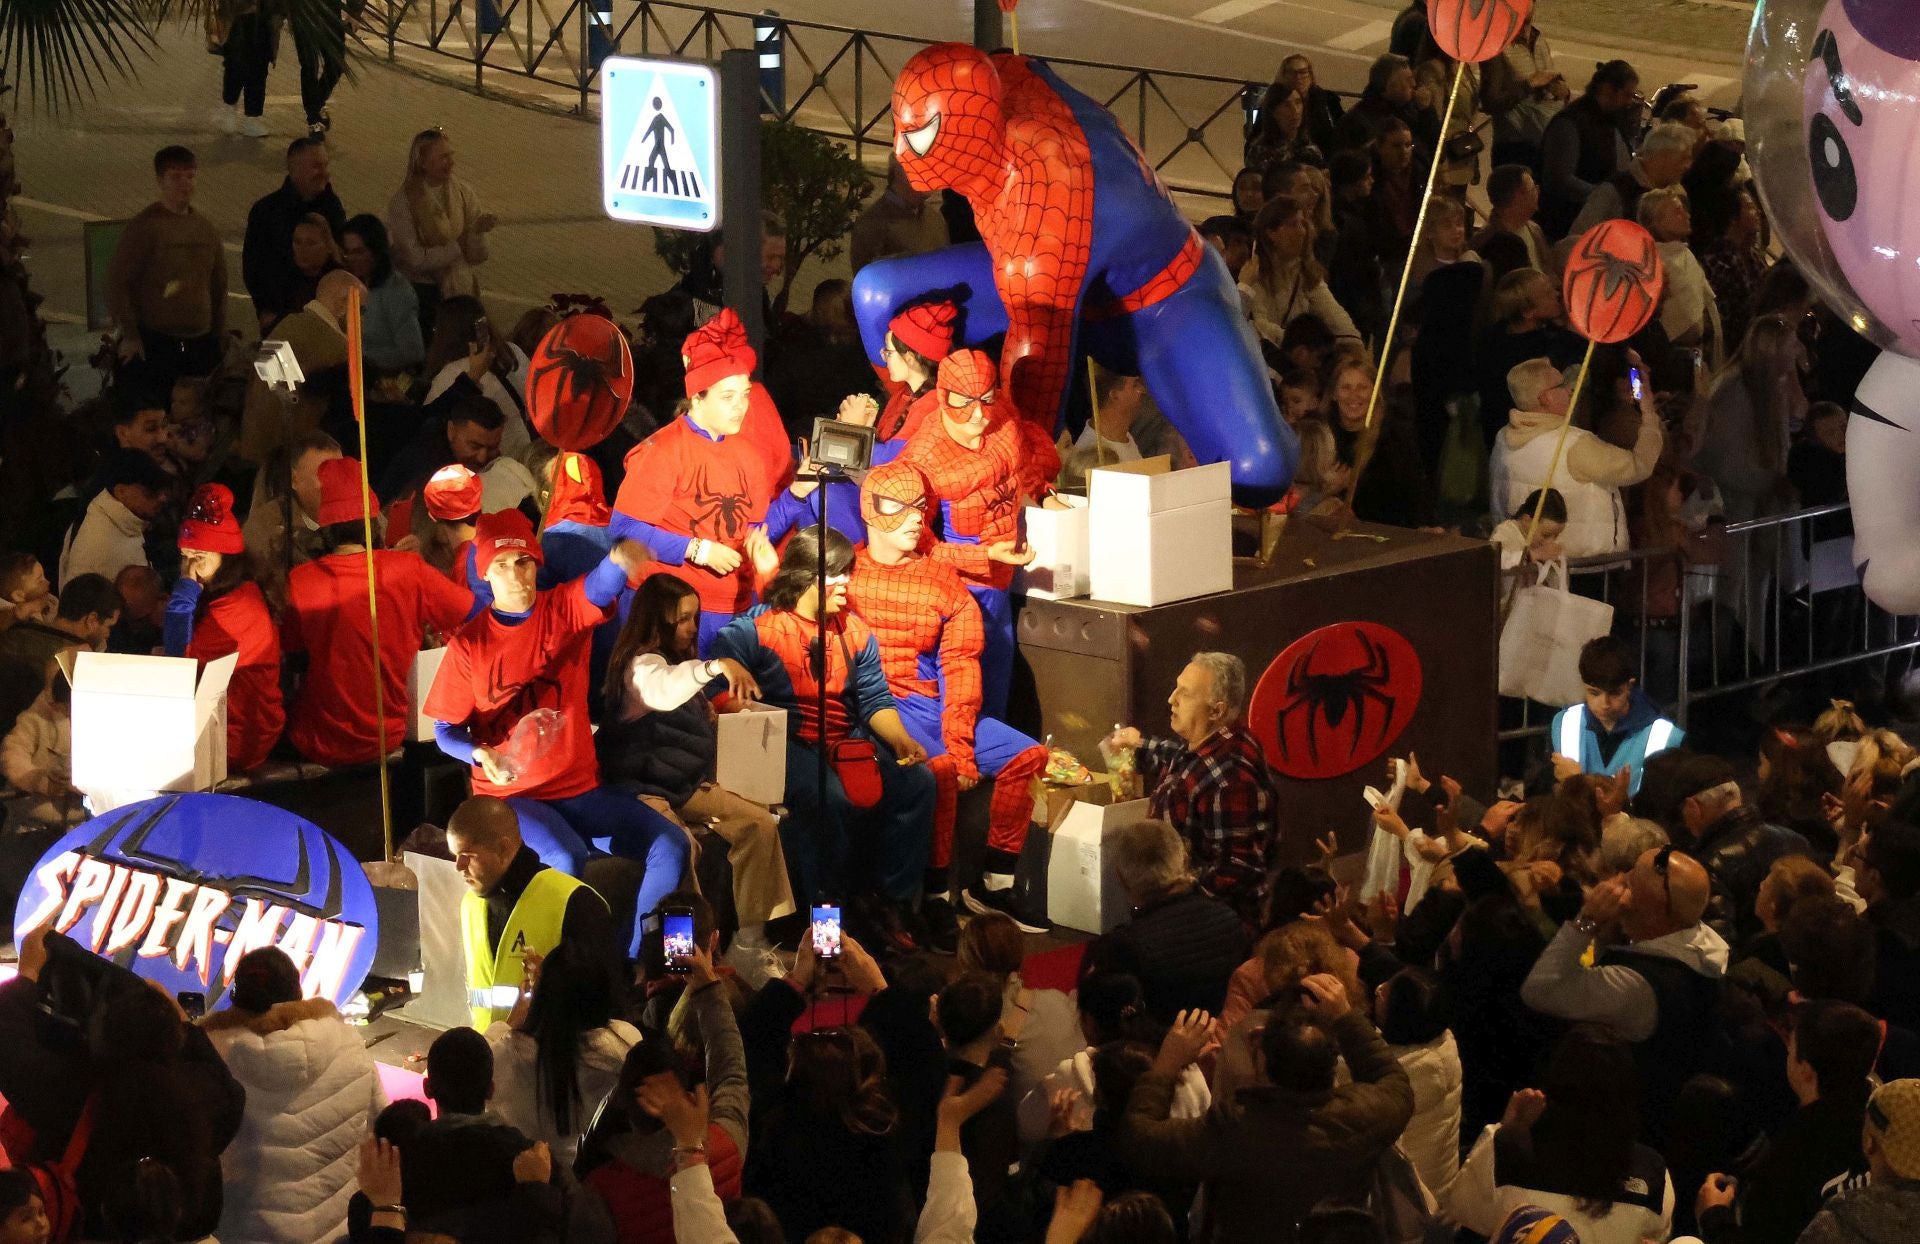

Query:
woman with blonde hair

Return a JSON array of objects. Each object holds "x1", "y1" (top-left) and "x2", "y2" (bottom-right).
[
  {"x1": 1408, "y1": 195, "x2": 1480, "y2": 291},
  {"x1": 1213, "y1": 919, "x2": 1367, "y2": 1099},
  {"x1": 1239, "y1": 197, "x2": 1360, "y2": 346},
  {"x1": 388, "y1": 127, "x2": 498, "y2": 332}
]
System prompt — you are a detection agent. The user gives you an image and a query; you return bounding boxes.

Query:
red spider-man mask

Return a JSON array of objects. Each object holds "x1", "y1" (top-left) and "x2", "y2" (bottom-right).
[
  {"x1": 861, "y1": 461, "x2": 930, "y2": 539},
  {"x1": 893, "y1": 43, "x2": 1008, "y2": 201},
  {"x1": 936, "y1": 349, "x2": 999, "y2": 443}
]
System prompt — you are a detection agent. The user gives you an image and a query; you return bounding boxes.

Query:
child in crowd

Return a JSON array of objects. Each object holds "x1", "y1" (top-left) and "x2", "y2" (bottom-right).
[
  {"x1": 0, "y1": 554, "x2": 55, "y2": 636},
  {"x1": 1490, "y1": 488, "x2": 1567, "y2": 572},
  {"x1": 1, "y1": 658, "x2": 79, "y2": 827}
]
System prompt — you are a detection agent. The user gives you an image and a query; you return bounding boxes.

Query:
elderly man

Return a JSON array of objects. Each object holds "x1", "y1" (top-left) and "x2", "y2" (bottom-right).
[
  {"x1": 1673, "y1": 754, "x2": 1815, "y2": 950},
  {"x1": 1521, "y1": 844, "x2": 1730, "y2": 1142},
  {"x1": 1087, "y1": 819, "x2": 1249, "y2": 1024},
  {"x1": 445, "y1": 794, "x2": 618, "y2": 1029},
  {"x1": 1567, "y1": 121, "x2": 1697, "y2": 240},
  {"x1": 1105, "y1": 652, "x2": 1281, "y2": 928},
  {"x1": 1490, "y1": 356, "x2": 1662, "y2": 557}
]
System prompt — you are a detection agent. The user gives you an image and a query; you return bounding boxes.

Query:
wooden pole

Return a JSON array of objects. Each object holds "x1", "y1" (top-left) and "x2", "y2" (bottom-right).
[
  {"x1": 1361, "y1": 61, "x2": 1468, "y2": 431},
  {"x1": 345, "y1": 285, "x2": 395, "y2": 861},
  {"x1": 1531, "y1": 338, "x2": 1601, "y2": 530}
]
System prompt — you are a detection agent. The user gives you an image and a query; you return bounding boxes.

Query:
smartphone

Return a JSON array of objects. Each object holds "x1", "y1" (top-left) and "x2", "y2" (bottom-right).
[
  {"x1": 1628, "y1": 366, "x2": 1645, "y2": 402},
  {"x1": 474, "y1": 316, "x2": 491, "y2": 349},
  {"x1": 811, "y1": 904, "x2": 843, "y2": 960},
  {"x1": 661, "y1": 906, "x2": 696, "y2": 975},
  {"x1": 176, "y1": 991, "x2": 205, "y2": 1020}
]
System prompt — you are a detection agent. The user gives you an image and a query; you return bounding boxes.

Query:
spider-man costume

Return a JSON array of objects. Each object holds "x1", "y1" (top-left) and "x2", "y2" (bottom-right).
[
  {"x1": 853, "y1": 43, "x2": 1296, "y2": 505},
  {"x1": 900, "y1": 350, "x2": 1056, "y2": 718},
  {"x1": 709, "y1": 606, "x2": 934, "y2": 906},
  {"x1": 847, "y1": 462, "x2": 1048, "y2": 882}
]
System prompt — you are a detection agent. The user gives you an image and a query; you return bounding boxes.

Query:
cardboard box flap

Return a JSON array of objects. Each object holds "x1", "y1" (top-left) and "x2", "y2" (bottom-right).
[
  {"x1": 72, "y1": 649, "x2": 198, "y2": 698},
  {"x1": 1090, "y1": 457, "x2": 1231, "y2": 513},
  {"x1": 194, "y1": 652, "x2": 240, "y2": 716}
]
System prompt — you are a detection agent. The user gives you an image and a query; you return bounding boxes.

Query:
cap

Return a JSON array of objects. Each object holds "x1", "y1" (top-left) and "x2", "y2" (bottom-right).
[
  {"x1": 473, "y1": 508, "x2": 544, "y2": 574},
  {"x1": 178, "y1": 484, "x2": 245, "y2": 555},
  {"x1": 888, "y1": 300, "x2": 959, "y2": 363},
  {"x1": 547, "y1": 452, "x2": 610, "y2": 528},
  {"x1": 423, "y1": 464, "x2": 484, "y2": 522},
  {"x1": 682, "y1": 306, "x2": 758, "y2": 398},
  {"x1": 315, "y1": 456, "x2": 378, "y2": 528},
  {"x1": 1867, "y1": 1079, "x2": 1920, "y2": 1180},
  {"x1": 1491, "y1": 1206, "x2": 1581, "y2": 1244}
]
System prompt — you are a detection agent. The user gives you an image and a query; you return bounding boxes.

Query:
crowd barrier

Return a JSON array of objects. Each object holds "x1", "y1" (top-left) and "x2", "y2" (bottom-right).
[
  {"x1": 356, "y1": 0, "x2": 1314, "y2": 202},
  {"x1": 1499, "y1": 502, "x2": 1920, "y2": 742}
]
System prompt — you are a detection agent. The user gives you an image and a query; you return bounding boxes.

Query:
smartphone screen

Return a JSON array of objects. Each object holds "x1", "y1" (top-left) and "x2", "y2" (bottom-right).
[
  {"x1": 662, "y1": 909, "x2": 696, "y2": 974},
  {"x1": 1629, "y1": 367, "x2": 1645, "y2": 402},
  {"x1": 176, "y1": 991, "x2": 205, "y2": 1020},
  {"x1": 811, "y1": 905, "x2": 842, "y2": 959}
]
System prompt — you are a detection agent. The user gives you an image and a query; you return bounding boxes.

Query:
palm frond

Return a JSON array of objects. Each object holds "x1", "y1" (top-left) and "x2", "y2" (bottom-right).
[{"x1": 0, "y1": 0, "x2": 158, "y2": 110}]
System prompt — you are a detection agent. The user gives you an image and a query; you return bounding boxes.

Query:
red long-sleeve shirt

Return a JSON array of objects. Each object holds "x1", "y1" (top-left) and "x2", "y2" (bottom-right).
[
  {"x1": 281, "y1": 550, "x2": 473, "y2": 767},
  {"x1": 186, "y1": 582, "x2": 284, "y2": 773}
]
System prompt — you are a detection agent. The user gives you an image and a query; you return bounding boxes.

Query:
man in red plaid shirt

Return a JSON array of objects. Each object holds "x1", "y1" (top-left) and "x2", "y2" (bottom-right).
[{"x1": 1107, "y1": 652, "x2": 1282, "y2": 927}]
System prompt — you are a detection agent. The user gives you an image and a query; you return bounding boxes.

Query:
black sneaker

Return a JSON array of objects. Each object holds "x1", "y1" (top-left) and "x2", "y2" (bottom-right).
[
  {"x1": 920, "y1": 895, "x2": 959, "y2": 955},
  {"x1": 963, "y1": 883, "x2": 1049, "y2": 933},
  {"x1": 870, "y1": 898, "x2": 920, "y2": 955}
]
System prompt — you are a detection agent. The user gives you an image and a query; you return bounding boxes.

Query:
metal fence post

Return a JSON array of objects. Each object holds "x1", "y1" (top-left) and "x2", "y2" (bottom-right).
[
  {"x1": 721, "y1": 48, "x2": 766, "y2": 350},
  {"x1": 756, "y1": 10, "x2": 785, "y2": 114},
  {"x1": 973, "y1": 0, "x2": 1003, "y2": 51}
]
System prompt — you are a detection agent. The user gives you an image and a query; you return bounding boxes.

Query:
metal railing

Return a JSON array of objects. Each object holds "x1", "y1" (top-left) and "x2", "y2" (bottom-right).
[
  {"x1": 1499, "y1": 503, "x2": 1920, "y2": 743},
  {"x1": 360, "y1": 0, "x2": 1278, "y2": 201}
]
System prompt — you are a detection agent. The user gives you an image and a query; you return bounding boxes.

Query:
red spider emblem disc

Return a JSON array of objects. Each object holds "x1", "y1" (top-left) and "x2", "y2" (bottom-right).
[
  {"x1": 1562, "y1": 219, "x2": 1666, "y2": 345},
  {"x1": 1425, "y1": 0, "x2": 1534, "y2": 65},
  {"x1": 1250, "y1": 622, "x2": 1423, "y2": 780},
  {"x1": 528, "y1": 313, "x2": 636, "y2": 450}
]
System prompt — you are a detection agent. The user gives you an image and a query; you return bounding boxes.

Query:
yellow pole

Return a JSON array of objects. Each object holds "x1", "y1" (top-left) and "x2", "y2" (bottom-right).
[
  {"x1": 1009, "y1": 9, "x2": 1020, "y2": 54},
  {"x1": 1530, "y1": 338, "x2": 1601, "y2": 531},
  {"x1": 1086, "y1": 356, "x2": 1105, "y2": 470},
  {"x1": 345, "y1": 286, "x2": 395, "y2": 862},
  {"x1": 1362, "y1": 61, "x2": 1468, "y2": 430}
]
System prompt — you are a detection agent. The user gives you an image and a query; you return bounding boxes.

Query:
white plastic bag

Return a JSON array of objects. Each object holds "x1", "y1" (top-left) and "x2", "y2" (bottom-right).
[{"x1": 1499, "y1": 559, "x2": 1615, "y2": 707}]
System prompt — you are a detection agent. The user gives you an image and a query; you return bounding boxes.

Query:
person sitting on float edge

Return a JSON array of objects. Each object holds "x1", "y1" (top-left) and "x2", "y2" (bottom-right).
[
  {"x1": 1102, "y1": 651, "x2": 1282, "y2": 929},
  {"x1": 1551, "y1": 635, "x2": 1683, "y2": 797},
  {"x1": 445, "y1": 793, "x2": 619, "y2": 1030}
]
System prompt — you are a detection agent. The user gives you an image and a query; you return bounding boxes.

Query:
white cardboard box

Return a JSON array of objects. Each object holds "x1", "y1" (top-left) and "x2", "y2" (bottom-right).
[
  {"x1": 716, "y1": 702, "x2": 788, "y2": 805},
  {"x1": 409, "y1": 646, "x2": 449, "y2": 744},
  {"x1": 1088, "y1": 457, "x2": 1233, "y2": 607},
  {"x1": 404, "y1": 849, "x2": 483, "y2": 1031},
  {"x1": 62, "y1": 649, "x2": 238, "y2": 794},
  {"x1": 1021, "y1": 495, "x2": 1090, "y2": 600},
  {"x1": 1046, "y1": 791, "x2": 1152, "y2": 934}
]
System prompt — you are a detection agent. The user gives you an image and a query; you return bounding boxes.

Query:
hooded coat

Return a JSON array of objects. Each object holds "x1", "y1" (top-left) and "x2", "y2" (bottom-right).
[{"x1": 203, "y1": 997, "x2": 385, "y2": 1244}]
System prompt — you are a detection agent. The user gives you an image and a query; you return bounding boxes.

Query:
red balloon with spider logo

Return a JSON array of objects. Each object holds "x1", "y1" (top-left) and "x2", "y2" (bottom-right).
[
  {"x1": 1249, "y1": 622, "x2": 1423, "y2": 780},
  {"x1": 1425, "y1": 0, "x2": 1535, "y2": 65},
  {"x1": 527, "y1": 313, "x2": 635, "y2": 450},
  {"x1": 1562, "y1": 218, "x2": 1667, "y2": 344}
]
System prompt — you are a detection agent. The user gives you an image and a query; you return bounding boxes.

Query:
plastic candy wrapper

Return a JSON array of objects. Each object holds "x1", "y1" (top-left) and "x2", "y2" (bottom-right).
[
  {"x1": 1044, "y1": 749, "x2": 1094, "y2": 787},
  {"x1": 1097, "y1": 733, "x2": 1141, "y2": 800},
  {"x1": 493, "y1": 708, "x2": 566, "y2": 785}
]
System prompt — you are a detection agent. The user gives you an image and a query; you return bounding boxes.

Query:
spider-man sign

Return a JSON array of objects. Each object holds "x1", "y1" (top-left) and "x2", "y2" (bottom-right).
[
  {"x1": 1562, "y1": 219, "x2": 1667, "y2": 344},
  {"x1": 1425, "y1": 0, "x2": 1535, "y2": 65},
  {"x1": 1249, "y1": 623, "x2": 1423, "y2": 781},
  {"x1": 527, "y1": 313, "x2": 635, "y2": 450}
]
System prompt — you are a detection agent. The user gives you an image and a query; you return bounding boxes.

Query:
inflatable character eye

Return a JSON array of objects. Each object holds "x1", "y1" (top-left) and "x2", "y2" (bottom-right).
[{"x1": 1809, "y1": 111, "x2": 1858, "y2": 222}]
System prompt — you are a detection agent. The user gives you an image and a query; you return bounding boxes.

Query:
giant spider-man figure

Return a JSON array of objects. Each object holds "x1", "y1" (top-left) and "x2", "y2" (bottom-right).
[
  {"x1": 900, "y1": 349, "x2": 1058, "y2": 718},
  {"x1": 847, "y1": 461, "x2": 1050, "y2": 926},
  {"x1": 853, "y1": 42, "x2": 1296, "y2": 505}
]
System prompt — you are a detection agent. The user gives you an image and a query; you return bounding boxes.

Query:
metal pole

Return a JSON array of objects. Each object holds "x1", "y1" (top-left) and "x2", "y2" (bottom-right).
[
  {"x1": 720, "y1": 48, "x2": 766, "y2": 350},
  {"x1": 755, "y1": 10, "x2": 785, "y2": 115},
  {"x1": 973, "y1": 0, "x2": 1003, "y2": 51}
]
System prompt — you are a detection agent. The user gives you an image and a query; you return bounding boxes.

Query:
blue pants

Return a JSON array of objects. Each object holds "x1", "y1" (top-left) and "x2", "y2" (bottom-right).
[
  {"x1": 894, "y1": 692, "x2": 1038, "y2": 773},
  {"x1": 534, "y1": 786, "x2": 691, "y2": 959},
  {"x1": 969, "y1": 584, "x2": 1015, "y2": 720},
  {"x1": 781, "y1": 735, "x2": 934, "y2": 904},
  {"x1": 697, "y1": 610, "x2": 737, "y2": 658}
]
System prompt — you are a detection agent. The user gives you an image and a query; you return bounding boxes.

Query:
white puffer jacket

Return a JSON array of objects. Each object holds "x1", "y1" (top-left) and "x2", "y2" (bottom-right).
[
  {"x1": 203, "y1": 998, "x2": 385, "y2": 1244},
  {"x1": 1389, "y1": 1031, "x2": 1463, "y2": 1207}
]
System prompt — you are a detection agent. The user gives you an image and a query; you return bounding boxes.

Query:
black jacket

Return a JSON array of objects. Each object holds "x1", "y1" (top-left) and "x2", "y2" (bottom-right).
[
  {"x1": 1699, "y1": 1094, "x2": 1868, "y2": 1244},
  {"x1": 1089, "y1": 887, "x2": 1249, "y2": 1025},
  {"x1": 1692, "y1": 804, "x2": 1816, "y2": 951},
  {"x1": 242, "y1": 177, "x2": 347, "y2": 324},
  {"x1": 1868, "y1": 894, "x2": 1920, "y2": 1033},
  {"x1": 597, "y1": 696, "x2": 715, "y2": 807}
]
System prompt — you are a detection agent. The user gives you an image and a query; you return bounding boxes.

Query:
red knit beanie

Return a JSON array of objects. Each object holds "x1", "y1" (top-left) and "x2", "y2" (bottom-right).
[
  {"x1": 178, "y1": 484, "x2": 245, "y2": 555},
  {"x1": 422, "y1": 464, "x2": 484, "y2": 522},
  {"x1": 473, "y1": 509, "x2": 544, "y2": 573},
  {"x1": 888, "y1": 300, "x2": 959, "y2": 363},
  {"x1": 682, "y1": 307, "x2": 758, "y2": 398},
  {"x1": 316, "y1": 457, "x2": 379, "y2": 528}
]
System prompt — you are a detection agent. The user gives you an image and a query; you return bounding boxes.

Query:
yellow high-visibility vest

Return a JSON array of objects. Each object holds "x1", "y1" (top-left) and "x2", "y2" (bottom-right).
[{"x1": 459, "y1": 867, "x2": 597, "y2": 1029}]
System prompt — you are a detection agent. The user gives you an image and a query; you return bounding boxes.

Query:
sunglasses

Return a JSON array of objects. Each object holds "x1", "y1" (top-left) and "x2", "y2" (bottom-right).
[{"x1": 1652, "y1": 845, "x2": 1678, "y2": 925}]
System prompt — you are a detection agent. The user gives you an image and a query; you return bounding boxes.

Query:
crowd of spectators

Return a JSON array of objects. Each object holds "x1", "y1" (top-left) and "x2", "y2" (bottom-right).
[{"x1": 0, "y1": 11, "x2": 1916, "y2": 1244}]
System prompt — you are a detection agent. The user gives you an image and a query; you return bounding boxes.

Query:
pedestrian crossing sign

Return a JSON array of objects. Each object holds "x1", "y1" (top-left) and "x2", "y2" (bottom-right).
[{"x1": 601, "y1": 56, "x2": 721, "y2": 230}]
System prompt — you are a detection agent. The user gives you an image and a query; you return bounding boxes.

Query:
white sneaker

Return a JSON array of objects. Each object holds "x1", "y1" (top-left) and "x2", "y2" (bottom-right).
[
  {"x1": 724, "y1": 940, "x2": 786, "y2": 989},
  {"x1": 238, "y1": 115, "x2": 268, "y2": 138}
]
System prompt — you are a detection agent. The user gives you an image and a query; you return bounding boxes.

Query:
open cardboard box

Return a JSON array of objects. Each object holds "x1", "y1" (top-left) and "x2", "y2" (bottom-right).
[
  {"x1": 1022, "y1": 494, "x2": 1090, "y2": 600},
  {"x1": 1043, "y1": 778, "x2": 1152, "y2": 934},
  {"x1": 1088, "y1": 456, "x2": 1233, "y2": 606},
  {"x1": 409, "y1": 646, "x2": 449, "y2": 744},
  {"x1": 716, "y1": 702, "x2": 788, "y2": 805},
  {"x1": 61, "y1": 648, "x2": 238, "y2": 795}
]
